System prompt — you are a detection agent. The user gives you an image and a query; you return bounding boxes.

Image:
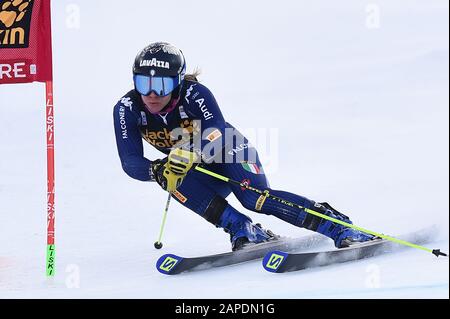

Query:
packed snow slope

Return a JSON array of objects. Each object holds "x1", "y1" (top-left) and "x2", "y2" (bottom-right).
[{"x1": 0, "y1": 0, "x2": 448, "y2": 298}]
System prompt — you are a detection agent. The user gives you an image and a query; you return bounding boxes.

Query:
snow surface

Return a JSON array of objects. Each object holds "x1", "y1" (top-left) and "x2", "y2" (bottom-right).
[{"x1": 0, "y1": 0, "x2": 448, "y2": 298}]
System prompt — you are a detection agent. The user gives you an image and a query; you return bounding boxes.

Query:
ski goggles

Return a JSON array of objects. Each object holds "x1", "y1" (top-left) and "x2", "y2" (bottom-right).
[{"x1": 133, "y1": 74, "x2": 182, "y2": 97}]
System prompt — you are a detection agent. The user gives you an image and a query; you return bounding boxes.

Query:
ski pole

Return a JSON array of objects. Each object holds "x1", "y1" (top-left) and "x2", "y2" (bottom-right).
[
  {"x1": 194, "y1": 166, "x2": 448, "y2": 257},
  {"x1": 154, "y1": 192, "x2": 172, "y2": 249}
]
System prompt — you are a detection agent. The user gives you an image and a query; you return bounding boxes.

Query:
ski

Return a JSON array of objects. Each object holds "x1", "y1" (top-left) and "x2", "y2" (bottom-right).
[
  {"x1": 262, "y1": 227, "x2": 436, "y2": 273},
  {"x1": 263, "y1": 239, "x2": 389, "y2": 273},
  {"x1": 156, "y1": 234, "x2": 328, "y2": 275}
]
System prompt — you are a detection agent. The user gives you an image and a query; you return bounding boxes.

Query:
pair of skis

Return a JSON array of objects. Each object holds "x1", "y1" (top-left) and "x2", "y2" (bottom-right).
[
  {"x1": 156, "y1": 235, "x2": 388, "y2": 275},
  {"x1": 156, "y1": 228, "x2": 436, "y2": 275}
]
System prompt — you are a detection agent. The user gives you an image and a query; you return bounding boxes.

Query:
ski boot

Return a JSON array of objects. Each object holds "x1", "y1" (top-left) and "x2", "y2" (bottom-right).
[
  {"x1": 230, "y1": 222, "x2": 278, "y2": 251},
  {"x1": 219, "y1": 206, "x2": 278, "y2": 251},
  {"x1": 308, "y1": 202, "x2": 378, "y2": 248},
  {"x1": 335, "y1": 227, "x2": 380, "y2": 248}
]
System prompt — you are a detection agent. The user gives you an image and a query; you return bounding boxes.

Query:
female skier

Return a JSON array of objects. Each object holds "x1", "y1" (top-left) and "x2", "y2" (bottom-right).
[{"x1": 113, "y1": 42, "x2": 376, "y2": 251}]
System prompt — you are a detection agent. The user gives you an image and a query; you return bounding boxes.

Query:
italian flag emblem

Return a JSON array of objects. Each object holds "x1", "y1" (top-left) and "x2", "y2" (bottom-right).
[{"x1": 241, "y1": 162, "x2": 261, "y2": 174}]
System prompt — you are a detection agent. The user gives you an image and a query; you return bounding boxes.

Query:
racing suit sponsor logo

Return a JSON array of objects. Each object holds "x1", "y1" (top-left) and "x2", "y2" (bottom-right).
[
  {"x1": 184, "y1": 84, "x2": 196, "y2": 104},
  {"x1": 206, "y1": 129, "x2": 222, "y2": 142},
  {"x1": 141, "y1": 120, "x2": 201, "y2": 150},
  {"x1": 195, "y1": 98, "x2": 214, "y2": 121},
  {"x1": 172, "y1": 190, "x2": 187, "y2": 203},
  {"x1": 118, "y1": 106, "x2": 128, "y2": 139},
  {"x1": 142, "y1": 128, "x2": 174, "y2": 148},
  {"x1": 121, "y1": 97, "x2": 133, "y2": 108}
]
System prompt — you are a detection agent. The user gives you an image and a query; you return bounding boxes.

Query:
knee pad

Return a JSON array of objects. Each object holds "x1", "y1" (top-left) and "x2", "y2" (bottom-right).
[{"x1": 203, "y1": 195, "x2": 228, "y2": 226}]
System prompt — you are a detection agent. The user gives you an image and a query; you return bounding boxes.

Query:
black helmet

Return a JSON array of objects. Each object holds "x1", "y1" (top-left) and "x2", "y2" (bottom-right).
[{"x1": 133, "y1": 42, "x2": 186, "y2": 97}]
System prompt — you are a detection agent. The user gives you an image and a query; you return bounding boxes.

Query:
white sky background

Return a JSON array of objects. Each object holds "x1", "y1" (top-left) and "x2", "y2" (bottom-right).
[{"x1": 0, "y1": 0, "x2": 448, "y2": 298}]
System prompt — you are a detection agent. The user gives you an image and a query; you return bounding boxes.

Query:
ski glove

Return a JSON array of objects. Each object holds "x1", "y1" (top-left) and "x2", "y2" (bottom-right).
[{"x1": 151, "y1": 149, "x2": 198, "y2": 192}]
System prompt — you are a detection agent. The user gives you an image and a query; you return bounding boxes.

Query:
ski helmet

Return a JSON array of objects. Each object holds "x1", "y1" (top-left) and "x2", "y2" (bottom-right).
[{"x1": 132, "y1": 42, "x2": 186, "y2": 98}]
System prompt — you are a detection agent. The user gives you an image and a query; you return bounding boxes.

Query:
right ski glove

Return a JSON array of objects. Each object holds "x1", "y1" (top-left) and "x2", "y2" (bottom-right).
[{"x1": 151, "y1": 149, "x2": 198, "y2": 192}]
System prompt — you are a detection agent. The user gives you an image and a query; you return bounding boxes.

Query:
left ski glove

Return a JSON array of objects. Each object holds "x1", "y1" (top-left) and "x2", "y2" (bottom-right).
[{"x1": 151, "y1": 149, "x2": 198, "y2": 192}]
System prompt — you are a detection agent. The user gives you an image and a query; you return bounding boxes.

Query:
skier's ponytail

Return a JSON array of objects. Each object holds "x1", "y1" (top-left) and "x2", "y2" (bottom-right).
[{"x1": 184, "y1": 68, "x2": 201, "y2": 82}]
